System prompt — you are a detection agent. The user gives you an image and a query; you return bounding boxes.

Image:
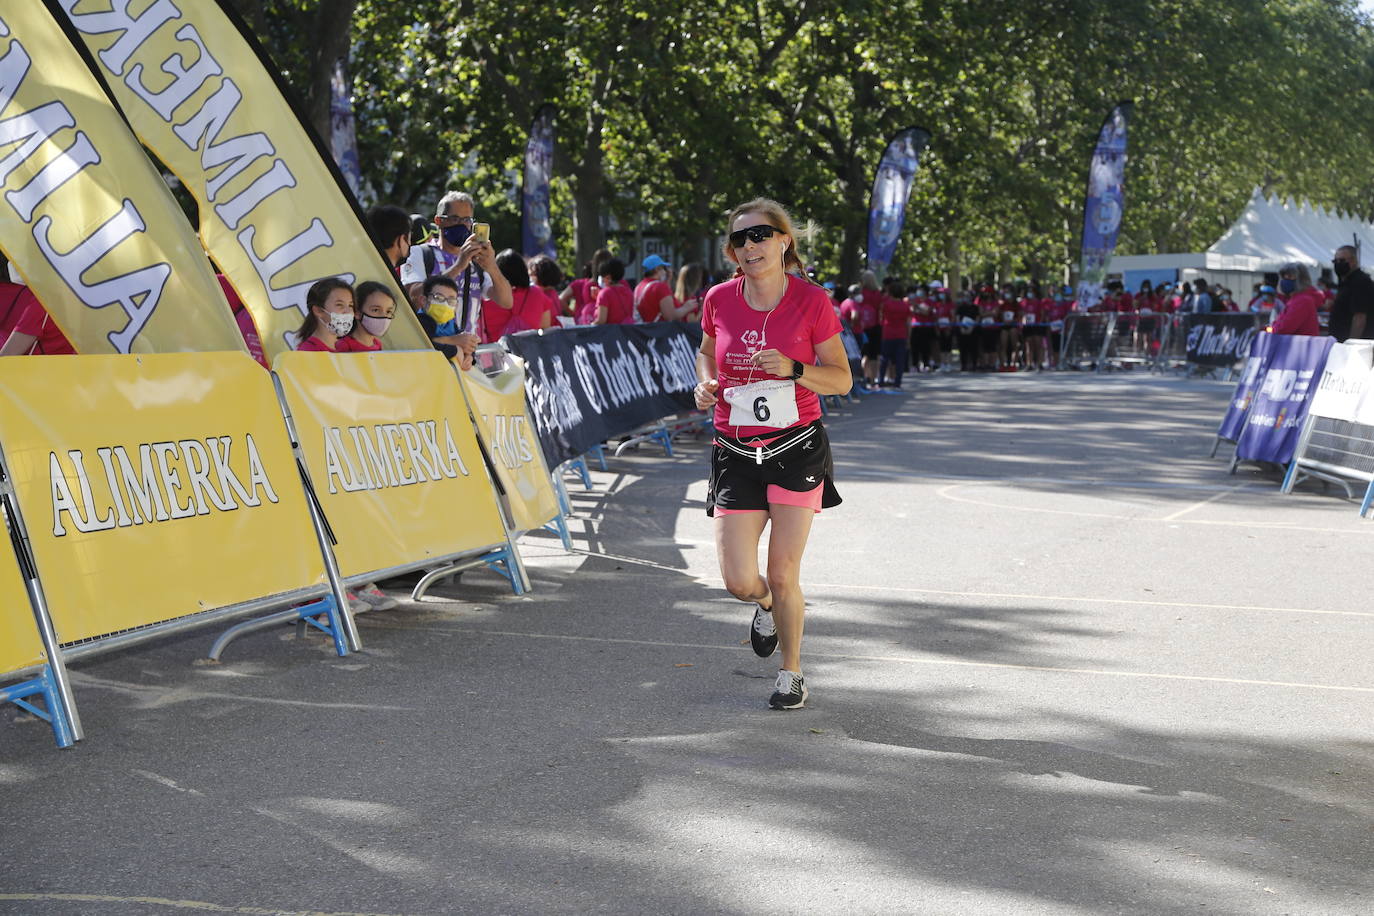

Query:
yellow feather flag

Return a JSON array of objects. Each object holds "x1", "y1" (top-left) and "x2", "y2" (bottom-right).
[
  {"x1": 56, "y1": 0, "x2": 432, "y2": 363},
  {"x1": 0, "y1": 6, "x2": 245, "y2": 354}
]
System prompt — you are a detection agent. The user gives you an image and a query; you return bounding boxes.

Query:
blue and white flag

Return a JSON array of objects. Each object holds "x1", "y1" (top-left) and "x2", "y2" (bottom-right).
[
  {"x1": 522, "y1": 105, "x2": 557, "y2": 259},
  {"x1": 330, "y1": 58, "x2": 363, "y2": 201},
  {"x1": 865, "y1": 127, "x2": 930, "y2": 279},
  {"x1": 1074, "y1": 103, "x2": 1132, "y2": 312}
]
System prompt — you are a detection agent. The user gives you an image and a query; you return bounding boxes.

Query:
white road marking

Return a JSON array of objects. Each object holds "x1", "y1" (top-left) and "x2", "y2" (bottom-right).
[
  {"x1": 130, "y1": 769, "x2": 204, "y2": 797},
  {"x1": 1157, "y1": 481, "x2": 1253, "y2": 521},
  {"x1": 0, "y1": 894, "x2": 399, "y2": 916}
]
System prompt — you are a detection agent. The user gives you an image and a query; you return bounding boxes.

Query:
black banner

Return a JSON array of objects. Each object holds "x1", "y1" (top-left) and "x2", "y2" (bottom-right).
[
  {"x1": 503, "y1": 323, "x2": 704, "y2": 467},
  {"x1": 1184, "y1": 314, "x2": 1263, "y2": 368}
]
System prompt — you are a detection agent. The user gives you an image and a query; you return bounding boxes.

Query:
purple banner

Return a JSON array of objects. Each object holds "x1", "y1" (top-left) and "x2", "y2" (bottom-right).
[
  {"x1": 1217, "y1": 331, "x2": 1276, "y2": 442},
  {"x1": 329, "y1": 58, "x2": 363, "y2": 199},
  {"x1": 865, "y1": 127, "x2": 929, "y2": 279},
  {"x1": 521, "y1": 105, "x2": 556, "y2": 259},
  {"x1": 1234, "y1": 334, "x2": 1334, "y2": 464},
  {"x1": 1074, "y1": 103, "x2": 1132, "y2": 312}
]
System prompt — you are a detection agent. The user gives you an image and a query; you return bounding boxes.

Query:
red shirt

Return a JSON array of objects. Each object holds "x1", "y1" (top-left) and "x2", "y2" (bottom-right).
[
  {"x1": 481, "y1": 286, "x2": 547, "y2": 341},
  {"x1": 634, "y1": 278, "x2": 674, "y2": 322},
  {"x1": 12, "y1": 295, "x2": 75, "y2": 354},
  {"x1": 880, "y1": 297, "x2": 912, "y2": 339},
  {"x1": 595, "y1": 283, "x2": 635, "y2": 324},
  {"x1": 535, "y1": 285, "x2": 561, "y2": 326},
  {"x1": 0, "y1": 283, "x2": 39, "y2": 348},
  {"x1": 336, "y1": 335, "x2": 382, "y2": 352},
  {"x1": 296, "y1": 335, "x2": 336, "y2": 351},
  {"x1": 701, "y1": 275, "x2": 842, "y2": 439},
  {"x1": 1270, "y1": 288, "x2": 1322, "y2": 336}
]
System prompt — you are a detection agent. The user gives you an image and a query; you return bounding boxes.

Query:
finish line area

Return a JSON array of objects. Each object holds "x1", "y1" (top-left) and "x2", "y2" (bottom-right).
[{"x1": 2, "y1": 373, "x2": 1369, "y2": 915}]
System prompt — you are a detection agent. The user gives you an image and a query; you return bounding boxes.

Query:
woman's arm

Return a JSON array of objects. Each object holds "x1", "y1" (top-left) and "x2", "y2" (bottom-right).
[{"x1": 694, "y1": 334, "x2": 719, "y2": 409}]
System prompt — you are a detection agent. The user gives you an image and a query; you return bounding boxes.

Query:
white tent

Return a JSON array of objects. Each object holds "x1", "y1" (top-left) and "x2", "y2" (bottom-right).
[{"x1": 1111, "y1": 188, "x2": 1374, "y2": 295}]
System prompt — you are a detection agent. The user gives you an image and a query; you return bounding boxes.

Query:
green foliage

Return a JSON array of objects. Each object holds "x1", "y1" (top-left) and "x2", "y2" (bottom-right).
[{"x1": 242, "y1": 0, "x2": 1374, "y2": 286}]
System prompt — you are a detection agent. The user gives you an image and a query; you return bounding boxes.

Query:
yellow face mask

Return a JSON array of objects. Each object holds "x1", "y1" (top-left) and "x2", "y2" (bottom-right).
[{"x1": 426, "y1": 297, "x2": 457, "y2": 324}]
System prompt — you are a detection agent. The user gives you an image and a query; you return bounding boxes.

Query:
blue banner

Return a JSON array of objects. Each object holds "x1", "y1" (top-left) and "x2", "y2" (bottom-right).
[
  {"x1": 865, "y1": 127, "x2": 930, "y2": 279},
  {"x1": 521, "y1": 105, "x2": 556, "y2": 259},
  {"x1": 329, "y1": 58, "x2": 363, "y2": 200},
  {"x1": 1217, "y1": 331, "x2": 1276, "y2": 442},
  {"x1": 1074, "y1": 103, "x2": 1132, "y2": 312},
  {"x1": 1235, "y1": 334, "x2": 1334, "y2": 464}
]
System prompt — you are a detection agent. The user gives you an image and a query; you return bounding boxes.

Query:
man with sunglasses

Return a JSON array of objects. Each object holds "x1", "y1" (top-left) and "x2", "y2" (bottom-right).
[{"x1": 1328, "y1": 245, "x2": 1374, "y2": 342}]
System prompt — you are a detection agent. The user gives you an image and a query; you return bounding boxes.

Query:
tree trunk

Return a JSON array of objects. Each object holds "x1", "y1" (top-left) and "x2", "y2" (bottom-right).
[
  {"x1": 304, "y1": 0, "x2": 359, "y2": 143},
  {"x1": 946, "y1": 235, "x2": 961, "y2": 291}
]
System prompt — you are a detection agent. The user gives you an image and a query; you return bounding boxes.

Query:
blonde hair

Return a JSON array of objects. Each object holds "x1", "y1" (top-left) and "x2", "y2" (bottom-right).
[
  {"x1": 675, "y1": 262, "x2": 705, "y2": 302},
  {"x1": 859, "y1": 270, "x2": 881, "y2": 292},
  {"x1": 721, "y1": 197, "x2": 811, "y2": 279}
]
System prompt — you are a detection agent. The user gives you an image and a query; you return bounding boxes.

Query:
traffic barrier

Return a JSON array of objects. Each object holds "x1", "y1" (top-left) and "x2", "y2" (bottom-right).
[
  {"x1": 0, "y1": 523, "x2": 74, "y2": 747},
  {"x1": 502, "y1": 323, "x2": 703, "y2": 467},
  {"x1": 271, "y1": 350, "x2": 526, "y2": 601},
  {"x1": 1233, "y1": 334, "x2": 1333, "y2": 466},
  {"x1": 0, "y1": 352, "x2": 356, "y2": 747},
  {"x1": 1212, "y1": 332, "x2": 1278, "y2": 462},
  {"x1": 460, "y1": 347, "x2": 568, "y2": 548},
  {"x1": 1059, "y1": 313, "x2": 1115, "y2": 370},
  {"x1": 1281, "y1": 341, "x2": 1374, "y2": 506}
]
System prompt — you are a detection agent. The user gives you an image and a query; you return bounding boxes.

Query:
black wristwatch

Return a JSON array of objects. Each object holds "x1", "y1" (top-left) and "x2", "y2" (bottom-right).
[{"x1": 789, "y1": 358, "x2": 805, "y2": 380}]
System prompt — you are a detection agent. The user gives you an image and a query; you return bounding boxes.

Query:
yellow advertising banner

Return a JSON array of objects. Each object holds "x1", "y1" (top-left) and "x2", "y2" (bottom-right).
[
  {"x1": 273, "y1": 350, "x2": 508, "y2": 577},
  {"x1": 57, "y1": 0, "x2": 431, "y2": 362},
  {"x1": 459, "y1": 358, "x2": 560, "y2": 533},
  {"x1": 0, "y1": 6, "x2": 245, "y2": 354},
  {"x1": 0, "y1": 352, "x2": 325, "y2": 644},
  {"x1": 0, "y1": 547, "x2": 44, "y2": 676}
]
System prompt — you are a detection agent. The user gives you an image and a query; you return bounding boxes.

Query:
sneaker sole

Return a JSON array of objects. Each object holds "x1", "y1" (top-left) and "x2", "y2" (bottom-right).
[{"x1": 768, "y1": 686, "x2": 809, "y2": 710}]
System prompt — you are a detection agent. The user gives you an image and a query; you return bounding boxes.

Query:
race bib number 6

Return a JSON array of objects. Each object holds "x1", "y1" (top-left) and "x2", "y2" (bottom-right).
[{"x1": 724, "y1": 379, "x2": 800, "y2": 429}]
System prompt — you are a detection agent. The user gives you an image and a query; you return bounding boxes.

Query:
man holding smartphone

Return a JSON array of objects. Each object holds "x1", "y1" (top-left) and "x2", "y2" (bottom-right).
[{"x1": 401, "y1": 190, "x2": 513, "y2": 367}]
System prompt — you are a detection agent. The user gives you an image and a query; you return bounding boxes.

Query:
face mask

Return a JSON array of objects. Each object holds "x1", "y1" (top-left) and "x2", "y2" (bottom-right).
[
  {"x1": 1334, "y1": 259, "x2": 1352, "y2": 278},
  {"x1": 442, "y1": 223, "x2": 471, "y2": 247},
  {"x1": 854, "y1": 294, "x2": 863, "y2": 303},
  {"x1": 326, "y1": 311, "x2": 354, "y2": 336},
  {"x1": 361, "y1": 315, "x2": 392, "y2": 337},
  {"x1": 427, "y1": 300, "x2": 456, "y2": 324}
]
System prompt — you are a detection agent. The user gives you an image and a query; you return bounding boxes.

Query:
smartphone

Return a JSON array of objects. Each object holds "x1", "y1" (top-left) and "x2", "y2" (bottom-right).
[{"x1": 473, "y1": 222, "x2": 490, "y2": 243}]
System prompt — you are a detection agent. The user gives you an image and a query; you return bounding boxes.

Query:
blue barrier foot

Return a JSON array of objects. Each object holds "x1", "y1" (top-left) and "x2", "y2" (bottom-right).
[{"x1": 0, "y1": 666, "x2": 76, "y2": 748}]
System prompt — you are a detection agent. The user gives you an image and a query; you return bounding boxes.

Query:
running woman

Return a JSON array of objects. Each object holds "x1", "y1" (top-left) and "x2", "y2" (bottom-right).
[{"x1": 695, "y1": 198, "x2": 850, "y2": 710}]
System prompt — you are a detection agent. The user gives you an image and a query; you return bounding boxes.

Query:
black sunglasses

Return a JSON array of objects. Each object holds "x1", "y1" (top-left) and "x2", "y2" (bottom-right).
[{"x1": 729, "y1": 224, "x2": 778, "y2": 248}]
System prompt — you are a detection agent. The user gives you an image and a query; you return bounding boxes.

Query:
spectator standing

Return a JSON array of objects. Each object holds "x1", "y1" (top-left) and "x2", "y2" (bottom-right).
[
  {"x1": 528, "y1": 255, "x2": 565, "y2": 327},
  {"x1": 593, "y1": 259, "x2": 635, "y2": 324},
  {"x1": 338, "y1": 280, "x2": 398, "y2": 352},
  {"x1": 481, "y1": 249, "x2": 552, "y2": 342},
  {"x1": 634, "y1": 254, "x2": 676, "y2": 322},
  {"x1": 293, "y1": 278, "x2": 355, "y2": 352},
  {"x1": 1190, "y1": 279, "x2": 1214, "y2": 313},
  {"x1": 562, "y1": 248, "x2": 612, "y2": 319},
  {"x1": 674, "y1": 263, "x2": 707, "y2": 322},
  {"x1": 1270, "y1": 263, "x2": 1322, "y2": 336},
  {"x1": 365, "y1": 204, "x2": 413, "y2": 274},
  {"x1": 878, "y1": 280, "x2": 911, "y2": 387},
  {"x1": 1328, "y1": 245, "x2": 1374, "y2": 341}
]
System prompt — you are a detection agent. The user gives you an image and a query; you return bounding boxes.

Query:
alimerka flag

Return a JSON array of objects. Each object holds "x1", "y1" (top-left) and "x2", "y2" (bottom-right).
[
  {"x1": 0, "y1": 5, "x2": 244, "y2": 354},
  {"x1": 56, "y1": 0, "x2": 431, "y2": 362}
]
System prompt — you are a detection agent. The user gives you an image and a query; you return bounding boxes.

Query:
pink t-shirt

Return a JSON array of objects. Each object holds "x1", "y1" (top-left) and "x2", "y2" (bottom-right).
[
  {"x1": 880, "y1": 297, "x2": 912, "y2": 339},
  {"x1": 336, "y1": 335, "x2": 382, "y2": 352},
  {"x1": 12, "y1": 295, "x2": 75, "y2": 354},
  {"x1": 634, "y1": 278, "x2": 674, "y2": 322},
  {"x1": 701, "y1": 275, "x2": 843, "y2": 439},
  {"x1": 595, "y1": 283, "x2": 635, "y2": 324},
  {"x1": 481, "y1": 286, "x2": 547, "y2": 341},
  {"x1": 296, "y1": 335, "x2": 336, "y2": 352},
  {"x1": 1270, "y1": 288, "x2": 1322, "y2": 336},
  {"x1": 536, "y1": 285, "x2": 561, "y2": 326}
]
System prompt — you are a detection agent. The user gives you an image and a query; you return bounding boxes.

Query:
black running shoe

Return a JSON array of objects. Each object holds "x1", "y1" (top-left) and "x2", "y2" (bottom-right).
[
  {"x1": 750, "y1": 605, "x2": 777, "y2": 658},
  {"x1": 769, "y1": 669, "x2": 808, "y2": 710}
]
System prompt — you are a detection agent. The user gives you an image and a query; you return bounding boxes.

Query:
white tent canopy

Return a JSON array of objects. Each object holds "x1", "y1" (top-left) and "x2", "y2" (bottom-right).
[{"x1": 1111, "y1": 188, "x2": 1374, "y2": 292}]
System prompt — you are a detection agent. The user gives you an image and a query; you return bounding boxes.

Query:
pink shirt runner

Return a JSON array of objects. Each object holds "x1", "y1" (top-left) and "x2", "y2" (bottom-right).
[{"x1": 701, "y1": 274, "x2": 842, "y2": 439}]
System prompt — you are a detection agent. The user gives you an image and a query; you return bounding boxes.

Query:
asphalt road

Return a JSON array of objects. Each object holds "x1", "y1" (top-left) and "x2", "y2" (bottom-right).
[{"x1": 1, "y1": 371, "x2": 1370, "y2": 916}]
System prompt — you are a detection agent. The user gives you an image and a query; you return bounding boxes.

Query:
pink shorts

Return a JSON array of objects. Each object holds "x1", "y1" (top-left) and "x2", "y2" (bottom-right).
[{"x1": 715, "y1": 482, "x2": 824, "y2": 516}]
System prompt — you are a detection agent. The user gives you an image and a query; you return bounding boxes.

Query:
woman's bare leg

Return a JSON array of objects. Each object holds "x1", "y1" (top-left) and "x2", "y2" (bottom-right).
[
  {"x1": 763, "y1": 504, "x2": 816, "y2": 672},
  {"x1": 715, "y1": 511, "x2": 772, "y2": 608}
]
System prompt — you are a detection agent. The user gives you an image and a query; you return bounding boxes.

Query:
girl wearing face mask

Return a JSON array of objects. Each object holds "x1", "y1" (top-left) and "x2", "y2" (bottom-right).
[
  {"x1": 294, "y1": 277, "x2": 356, "y2": 351},
  {"x1": 338, "y1": 280, "x2": 397, "y2": 352}
]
